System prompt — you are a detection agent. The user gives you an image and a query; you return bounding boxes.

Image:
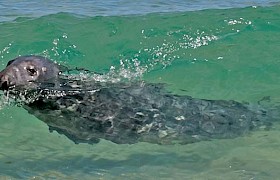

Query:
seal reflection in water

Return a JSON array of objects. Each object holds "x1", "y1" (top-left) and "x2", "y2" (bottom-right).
[{"x1": 0, "y1": 56, "x2": 270, "y2": 144}]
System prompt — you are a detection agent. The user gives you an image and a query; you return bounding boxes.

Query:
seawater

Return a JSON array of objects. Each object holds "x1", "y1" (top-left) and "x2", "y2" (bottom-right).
[{"x1": 0, "y1": 2, "x2": 280, "y2": 179}]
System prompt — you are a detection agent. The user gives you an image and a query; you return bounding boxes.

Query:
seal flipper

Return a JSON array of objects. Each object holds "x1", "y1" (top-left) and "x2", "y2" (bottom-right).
[{"x1": 48, "y1": 126, "x2": 100, "y2": 144}]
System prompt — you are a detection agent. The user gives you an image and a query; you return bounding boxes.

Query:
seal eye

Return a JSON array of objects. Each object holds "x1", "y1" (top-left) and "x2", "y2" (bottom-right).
[{"x1": 26, "y1": 67, "x2": 37, "y2": 76}]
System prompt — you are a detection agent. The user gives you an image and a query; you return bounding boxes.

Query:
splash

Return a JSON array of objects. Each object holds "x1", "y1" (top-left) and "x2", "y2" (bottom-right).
[
  {"x1": 41, "y1": 33, "x2": 84, "y2": 63},
  {"x1": 111, "y1": 14, "x2": 255, "y2": 75},
  {"x1": 0, "y1": 42, "x2": 13, "y2": 64},
  {"x1": 0, "y1": 92, "x2": 9, "y2": 110},
  {"x1": 224, "y1": 17, "x2": 252, "y2": 26},
  {"x1": 111, "y1": 28, "x2": 220, "y2": 76},
  {"x1": 0, "y1": 89, "x2": 37, "y2": 110}
]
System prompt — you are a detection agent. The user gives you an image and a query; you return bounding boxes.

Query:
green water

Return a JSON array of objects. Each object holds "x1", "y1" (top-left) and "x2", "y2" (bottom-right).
[{"x1": 1, "y1": 5, "x2": 280, "y2": 179}]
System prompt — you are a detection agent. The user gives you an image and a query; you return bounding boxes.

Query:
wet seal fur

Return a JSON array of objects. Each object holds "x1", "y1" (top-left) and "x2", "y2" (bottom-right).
[{"x1": 0, "y1": 55, "x2": 272, "y2": 144}]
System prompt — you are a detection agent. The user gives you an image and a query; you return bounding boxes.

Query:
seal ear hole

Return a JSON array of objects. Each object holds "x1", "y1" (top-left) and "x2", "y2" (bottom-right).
[{"x1": 26, "y1": 67, "x2": 37, "y2": 76}]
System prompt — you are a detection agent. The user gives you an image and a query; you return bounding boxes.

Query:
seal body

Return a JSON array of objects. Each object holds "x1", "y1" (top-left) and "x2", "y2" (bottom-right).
[{"x1": 0, "y1": 56, "x2": 270, "y2": 144}]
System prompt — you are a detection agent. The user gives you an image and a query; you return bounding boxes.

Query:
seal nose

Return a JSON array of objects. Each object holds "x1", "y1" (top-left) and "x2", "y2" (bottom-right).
[
  {"x1": 0, "y1": 81, "x2": 8, "y2": 90},
  {"x1": 0, "y1": 73, "x2": 10, "y2": 90}
]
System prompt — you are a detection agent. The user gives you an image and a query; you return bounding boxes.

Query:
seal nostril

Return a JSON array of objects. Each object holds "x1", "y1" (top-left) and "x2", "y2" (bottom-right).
[{"x1": 0, "y1": 81, "x2": 9, "y2": 90}]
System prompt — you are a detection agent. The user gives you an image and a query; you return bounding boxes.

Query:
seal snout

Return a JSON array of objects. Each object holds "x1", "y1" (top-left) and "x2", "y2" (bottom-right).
[
  {"x1": 0, "y1": 73, "x2": 14, "y2": 90},
  {"x1": 0, "y1": 81, "x2": 9, "y2": 90}
]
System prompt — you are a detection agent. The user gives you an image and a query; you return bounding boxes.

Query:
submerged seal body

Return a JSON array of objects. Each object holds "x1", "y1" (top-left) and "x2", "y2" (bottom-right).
[{"x1": 0, "y1": 56, "x2": 270, "y2": 144}]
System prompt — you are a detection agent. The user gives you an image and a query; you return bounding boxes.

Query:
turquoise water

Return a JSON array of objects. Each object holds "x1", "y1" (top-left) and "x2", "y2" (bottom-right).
[
  {"x1": 1, "y1": 1, "x2": 280, "y2": 179},
  {"x1": 0, "y1": 0, "x2": 279, "y2": 21}
]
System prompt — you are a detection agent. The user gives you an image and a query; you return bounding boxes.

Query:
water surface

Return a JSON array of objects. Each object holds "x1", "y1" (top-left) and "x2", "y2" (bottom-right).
[{"x1": 0, "y1": 1, "x2": 280, "y2": 179}]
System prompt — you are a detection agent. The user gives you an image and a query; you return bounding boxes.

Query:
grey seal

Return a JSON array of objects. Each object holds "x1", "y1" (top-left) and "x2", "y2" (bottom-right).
[{"x1": 0, "y1": 55, "x2": 271, "y2": 144}]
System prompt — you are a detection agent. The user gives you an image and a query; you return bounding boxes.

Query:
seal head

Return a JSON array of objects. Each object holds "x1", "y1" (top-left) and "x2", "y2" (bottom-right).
[{"x1": 0, "y1": 56, "x2": 60, "y2": 90}]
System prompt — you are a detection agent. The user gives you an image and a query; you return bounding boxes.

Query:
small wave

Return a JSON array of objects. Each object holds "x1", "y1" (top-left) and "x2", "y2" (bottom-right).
[{"x1": 0, "y1": 0, "x2": 280, "y2": 22}]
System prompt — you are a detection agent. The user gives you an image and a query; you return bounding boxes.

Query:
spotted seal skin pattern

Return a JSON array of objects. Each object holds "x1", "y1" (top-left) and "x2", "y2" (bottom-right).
[{"x1": 0, "y1": 56, "x2": 271, "y2": 144}]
